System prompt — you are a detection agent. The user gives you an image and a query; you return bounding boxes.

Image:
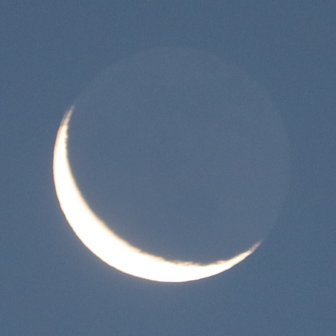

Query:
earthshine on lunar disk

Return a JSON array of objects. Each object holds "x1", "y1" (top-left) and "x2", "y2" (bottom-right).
[{"x1": 53, "y1": 106, "x2": 260, "y2": 282}]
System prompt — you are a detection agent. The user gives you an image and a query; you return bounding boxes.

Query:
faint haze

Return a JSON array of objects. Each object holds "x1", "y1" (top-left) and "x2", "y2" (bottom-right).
[{"x1": 69, "y1": 47, "x2": 289, "y2": 262}]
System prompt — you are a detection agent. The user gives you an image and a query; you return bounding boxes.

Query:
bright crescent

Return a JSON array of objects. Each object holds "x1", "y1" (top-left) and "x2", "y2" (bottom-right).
[{"x1": 53, "y1": 106, "x2": 260, "y2": 282}]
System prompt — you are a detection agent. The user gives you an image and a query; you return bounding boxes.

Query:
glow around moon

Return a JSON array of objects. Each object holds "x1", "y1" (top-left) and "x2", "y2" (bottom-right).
[{"x1": 53, "y1": 106, "x2": 260, "y2": 283}]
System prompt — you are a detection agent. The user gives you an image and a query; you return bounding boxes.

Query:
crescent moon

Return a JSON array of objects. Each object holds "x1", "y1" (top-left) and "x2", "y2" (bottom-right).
[{"x1": 53, "y1": 106, "x2": 260, "y2": 282}]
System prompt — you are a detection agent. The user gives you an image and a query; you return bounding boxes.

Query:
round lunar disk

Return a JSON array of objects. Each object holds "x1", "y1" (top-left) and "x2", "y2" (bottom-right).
[{"x1": 53, "y1": 107, "x2": 260, "y2": 283}]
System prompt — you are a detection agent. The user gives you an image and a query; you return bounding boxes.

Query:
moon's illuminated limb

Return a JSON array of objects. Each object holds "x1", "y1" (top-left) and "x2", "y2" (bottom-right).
[{"x1": 53, "y1": 106, "x2": 260, "y2": 283}]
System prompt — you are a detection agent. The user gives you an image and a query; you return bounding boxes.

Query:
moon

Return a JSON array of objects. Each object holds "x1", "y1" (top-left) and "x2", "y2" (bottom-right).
[{"x1": 53, "y1": 106, "x2": 260, "y2": 282}]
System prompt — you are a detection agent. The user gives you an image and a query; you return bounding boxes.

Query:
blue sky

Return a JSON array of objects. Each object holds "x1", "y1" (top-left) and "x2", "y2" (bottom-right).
[{"x1": 1, "y1": 2, "x2": 335, "y2": 335}]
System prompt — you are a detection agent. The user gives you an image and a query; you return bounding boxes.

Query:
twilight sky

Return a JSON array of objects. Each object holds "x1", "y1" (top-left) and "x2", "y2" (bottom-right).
[{"x1": 1, "y1": 2, "x2": 335, "y2": 335}]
